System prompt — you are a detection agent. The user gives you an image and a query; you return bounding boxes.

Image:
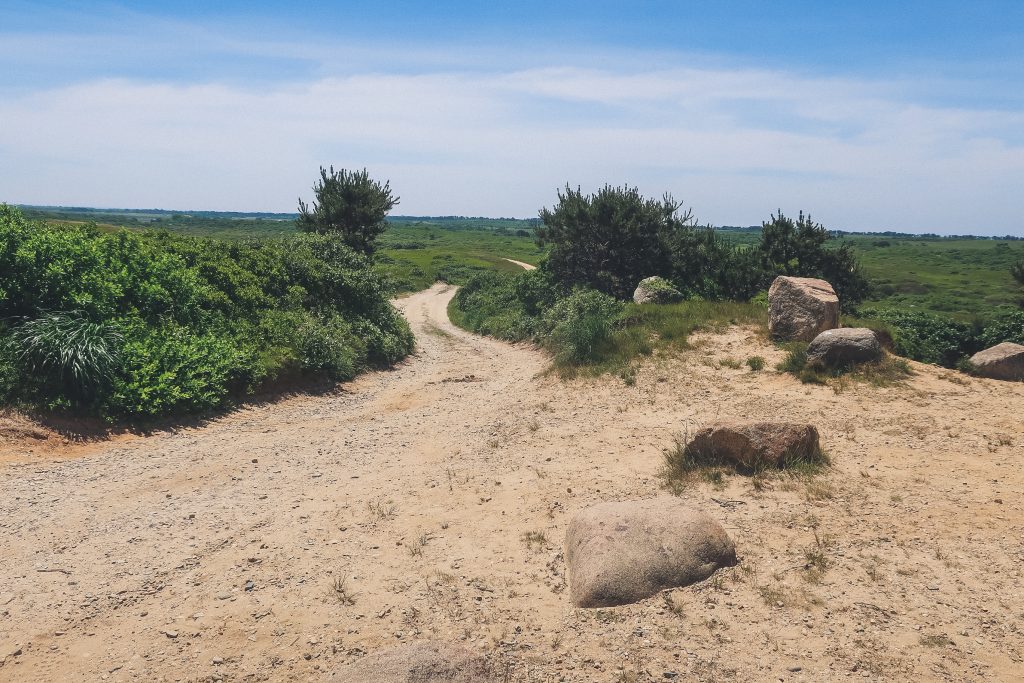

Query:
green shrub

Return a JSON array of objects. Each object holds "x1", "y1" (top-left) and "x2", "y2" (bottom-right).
[
  {"x1": 452, "y1": 270, "x2": 561, "y2": 342},
  {"x1": 296, "y1": 315, "x2": 364, "y2": 380},
  {"x1": 0, "y1": 204, "x2": 413, "y2": 419},
  {"x1": 979, "y1": 309, "x2": 1024, "y2": 348},
  {"x1": 746, "y1": 356, "x2": 766, "y2": 371},
  {"x1": 856, "y1": 308, "x2": 978, "y2": 367},
  {"x1": 12, "y1": 311, "x2": 123, "y2": 401},
  {"x1": 540, "y1": 289, "x2": 623, "y2": 366},
  {"x1": 0, "y1": 330, "x2": 20, "y2": 405},
  {"x1": 107, "y1": 324, "x2": 258, "y2": 417}
]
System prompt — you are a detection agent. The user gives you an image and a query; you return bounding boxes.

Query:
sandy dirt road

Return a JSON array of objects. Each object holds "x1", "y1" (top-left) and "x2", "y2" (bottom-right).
[
  {"x1": 1, "y1": 284, "x2": 1023, "y2": 682},
  {"x1": 503, "y1": 259, "x2": 536, "y2": 271}
]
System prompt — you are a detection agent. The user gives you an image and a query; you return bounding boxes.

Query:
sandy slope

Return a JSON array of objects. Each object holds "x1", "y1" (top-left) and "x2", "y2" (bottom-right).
[{"x1": 1, "y1": 284, "x2": 1022, "y2": 682}]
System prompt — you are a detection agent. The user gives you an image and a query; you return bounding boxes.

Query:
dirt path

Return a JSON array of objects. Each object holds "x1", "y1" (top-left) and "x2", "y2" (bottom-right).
[
  {"x1": 503, "y1": 258, "x2": 536, "y2": 271},
  {"x1": 1, "y1": 285, "x2": 1023, "y2": 682}
]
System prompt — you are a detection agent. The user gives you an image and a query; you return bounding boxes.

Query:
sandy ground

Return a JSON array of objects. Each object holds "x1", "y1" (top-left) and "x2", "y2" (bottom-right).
[{"x1": 1, "y1": 284, "x2": 1023, "y2": 682}]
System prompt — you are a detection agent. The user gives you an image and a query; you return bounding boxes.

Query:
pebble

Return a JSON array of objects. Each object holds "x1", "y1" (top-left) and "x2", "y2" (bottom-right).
[
  {"x1": 163, "y1": 630, "x2": 178, "y2": 639},
  {"x1": 216, "y1": 592, "x2": 232, "y2": 600}
]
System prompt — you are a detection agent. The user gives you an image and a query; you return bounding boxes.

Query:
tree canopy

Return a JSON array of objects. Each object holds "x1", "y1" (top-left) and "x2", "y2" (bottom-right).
[
  {"x1": 297, "y1": 167, "x2": 399, "y2": 255},
  {"x1": 536, "y1": 184, "x2": 694, "y2": 299}
]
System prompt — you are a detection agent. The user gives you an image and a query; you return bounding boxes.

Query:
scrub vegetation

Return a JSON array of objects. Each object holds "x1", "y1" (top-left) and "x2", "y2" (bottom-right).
[{"x1": 0, "y1": 203, "x2": 413, "y2": 420}]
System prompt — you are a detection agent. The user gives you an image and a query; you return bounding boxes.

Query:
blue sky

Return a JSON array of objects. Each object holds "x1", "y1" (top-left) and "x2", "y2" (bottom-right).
[{"x1": 2, "y1": 1, "x2": 1023, "y2": 233}]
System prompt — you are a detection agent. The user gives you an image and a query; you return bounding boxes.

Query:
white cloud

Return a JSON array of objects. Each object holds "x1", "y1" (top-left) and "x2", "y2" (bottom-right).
[{"x1": 1, "y1": 61, "x2": 1023, "y2": 233}]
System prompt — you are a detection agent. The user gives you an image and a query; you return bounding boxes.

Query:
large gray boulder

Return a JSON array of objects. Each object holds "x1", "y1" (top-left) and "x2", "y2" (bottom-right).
[
  {"x1": 684, "y1": 422, "x2": 821, "y2": 470},
  {"x1": 565, "y1": 498, "x2": 736, "y2": 608},
  {"x1": 806, "y1": 327, "x2": 882, "y2": 368},
  {"x1": 768, "y1": 276, "x2": 839, "y2": 341},
  {"x1": 327, "y1": 642, "x2": 495, "y2": 683},
  {"x1": 969, "y1": 342, "x2": 1024, "y2": 381},
  {"x1": 633, "y1": 276, "x2": 683, "y2": 304}
]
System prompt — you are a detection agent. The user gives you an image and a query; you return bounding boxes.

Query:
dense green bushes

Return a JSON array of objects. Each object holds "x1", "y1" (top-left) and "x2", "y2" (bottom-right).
[
  {"x1": 852, "y1": 307, "x2": 1024, "y2": 368},
  {"x1": 978, "y1": 309, "x2": 1024, "y2": 348},
  {"x1": 535, "y1": 186, "x2": 868, "y2": 308},
  {"x1": 0, "y1": 205, "x2": 413, "y2": 419},
  {"x1": 451, "y1": 268, "x2": 763, "y2": 373}
]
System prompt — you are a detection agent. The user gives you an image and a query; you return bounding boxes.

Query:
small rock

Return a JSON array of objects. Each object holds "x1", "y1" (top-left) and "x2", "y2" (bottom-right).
[{"x1": 633, "y1": 276, "x2": 683, "y2": 305}]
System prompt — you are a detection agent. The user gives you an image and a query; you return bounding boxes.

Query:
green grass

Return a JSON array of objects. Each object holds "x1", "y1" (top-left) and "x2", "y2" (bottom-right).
[
  {"x1": 844, "y1": 235, "x2": 1023, "y2": 318},
  {"x1": 582, "y1": 299, "x2": 766, "y2": 374},
  {"x1": 376, "y1": 224, "x2": 543, "y2": 293},
  {"x1": 719, "y1": 229, "x2": 1024, "y2": 319}
]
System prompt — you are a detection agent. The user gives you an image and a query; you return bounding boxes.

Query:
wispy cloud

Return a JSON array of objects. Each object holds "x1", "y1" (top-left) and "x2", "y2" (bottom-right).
[{"x1": 1, "y1": 14, "x2": 1022, "y2": 233}]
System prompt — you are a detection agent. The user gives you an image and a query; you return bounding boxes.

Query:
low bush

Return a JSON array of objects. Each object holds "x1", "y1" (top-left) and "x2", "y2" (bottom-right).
[
  {"x1": 746, "y1": 356, "x2": 766, "y2": 371},
  {"x1": 978, "y1": 309, "x2": 1024, "y2": 348},
  {"x1": 0, "y1": 204, "x2": 413, "y2": 419},
  {"x1": 540, "y1": 289, "x2": 623, "y2": 366},
  {"x1": 451, "y1": 267, "x2": 765, "y2": 374},
  {"x1": 853, "y1": 309, "x2": 978, "y2": 367}
]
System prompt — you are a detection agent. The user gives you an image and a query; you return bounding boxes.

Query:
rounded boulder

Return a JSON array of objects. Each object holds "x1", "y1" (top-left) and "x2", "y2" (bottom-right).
[
  {"x1": 806, "y1": 327, "x2": 882, "y2": 368},
  {"x1": 565, "y1": 498, "x2": 736, "y2": 608},
  {"x1": 969, "y1": 342, "x2": 1024, "y2": 381},
  {"x1": 633, "y1": 276, "x2": 684, "y2": 304}
]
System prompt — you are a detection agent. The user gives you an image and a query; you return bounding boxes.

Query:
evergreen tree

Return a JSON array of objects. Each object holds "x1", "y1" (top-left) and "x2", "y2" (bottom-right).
[
  {"x1": 759, "y1": 211, "x2": 868, "y2": 309},
  {"x1": 536, "y1": 185, "x2": 693, "y2": 299},
  {"x1": 297, "y1": 167, "x2": 399, "y2": 255}
]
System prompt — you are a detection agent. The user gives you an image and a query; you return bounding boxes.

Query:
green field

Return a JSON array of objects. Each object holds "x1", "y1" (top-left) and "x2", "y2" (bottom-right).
[
  {"x1": 717, "y1": 229, "x2": 1023, "y2": 319},
  {"x1": 836, "y1": 235, "x2": 1023, "y2": 318},
  {"x1": 377, "y1": 223, "x2": 543, "y2": 292},
  {"x1": 19, "y1": 205, "x2": 1024, "y2": 318}
]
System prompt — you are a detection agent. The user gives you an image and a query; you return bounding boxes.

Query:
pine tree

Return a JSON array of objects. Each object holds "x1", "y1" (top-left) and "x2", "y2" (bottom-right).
[{"x1": 297, "y1": 167, "x2": 399, "y2": 255}]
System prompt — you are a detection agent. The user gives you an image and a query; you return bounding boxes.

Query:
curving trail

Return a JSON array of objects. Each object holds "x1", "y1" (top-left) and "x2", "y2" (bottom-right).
[
  {"x1": 502, "y1": 258, "x2": 536, "y2": 271},
  {"x1": 1, "y1": 285, "x2": 1023, "y2": 681}
]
